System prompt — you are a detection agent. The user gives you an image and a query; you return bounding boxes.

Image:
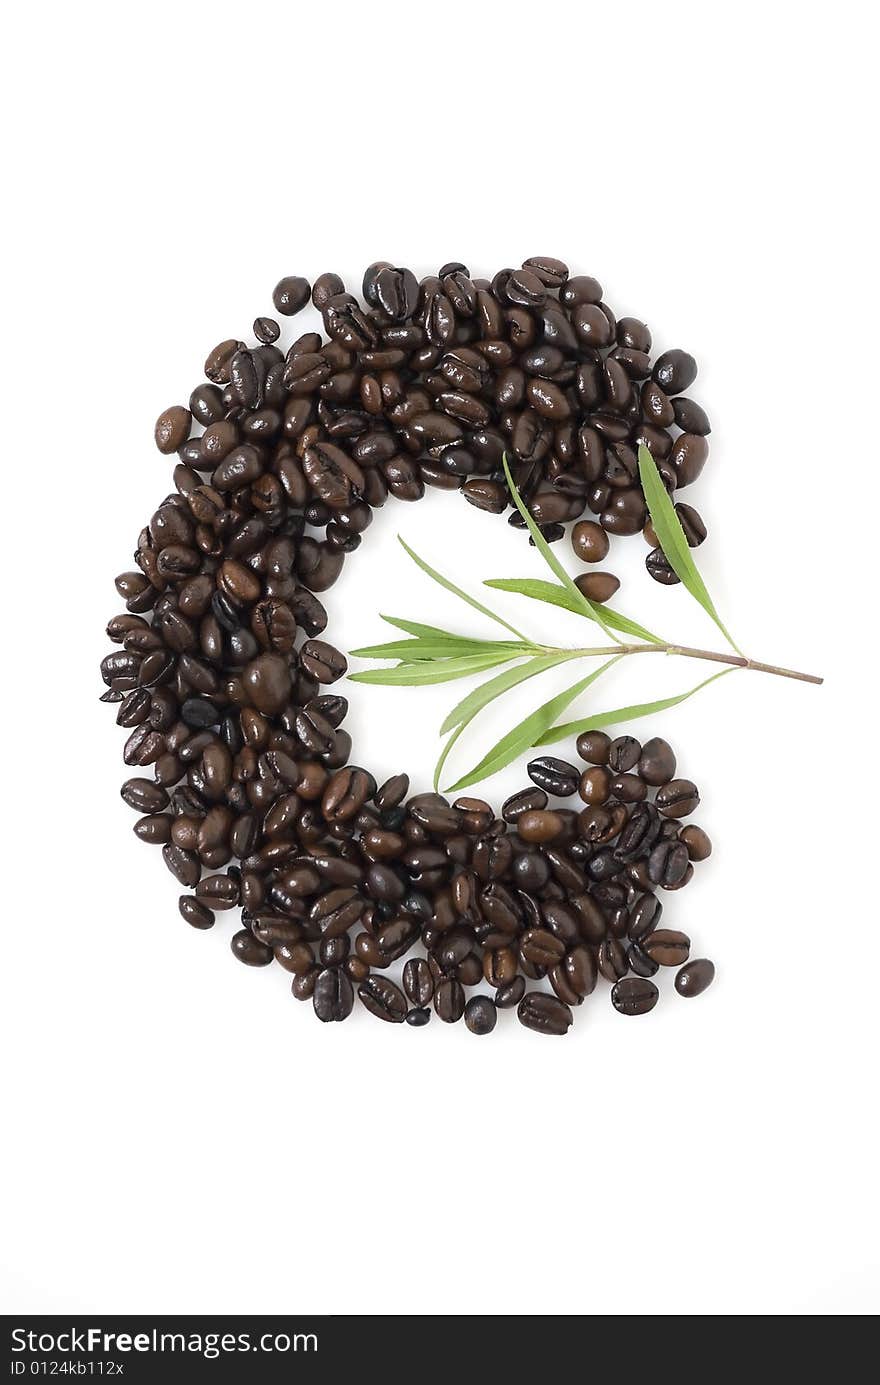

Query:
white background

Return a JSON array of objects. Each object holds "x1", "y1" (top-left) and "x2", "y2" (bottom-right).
[{"x1": 2, "y1": 0, "x2": 877, "y2": 1317}]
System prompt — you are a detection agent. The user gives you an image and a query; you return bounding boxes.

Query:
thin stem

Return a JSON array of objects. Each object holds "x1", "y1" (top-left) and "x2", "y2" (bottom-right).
[{"x1": 544, "y1": 643, "x2": 824, "y2": 685}]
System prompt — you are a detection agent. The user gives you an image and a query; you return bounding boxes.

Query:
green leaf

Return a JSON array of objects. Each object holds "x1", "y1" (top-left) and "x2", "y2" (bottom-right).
[
  {"x1": 440, "y1": 653, "x2": 578, "y2": 735},
  {"x1": 445, "y1": 656, "x2": 622, "y2": 791},
  {"x1": 380, "y1": 615, "x2": 499, "y2": 645},
  {"x1": 637, "y1": 445, "x2": 742, "y2": 654},
  {"x1": 348, "y1": 652, "x2": 517, "y2": 687},
  {"x1": 433, "y1": 717, "x2": 470, "y2": 792},
  {"x1": 501, "y1": 454, "x2": 624, "y2": 645},
  {"x1": 398, "y1": 536, "x2": 529, "y2": 642},
  {"x1": 350, "y1": 637, "x2": 518, "y2": 662},
  {"x1": 485, "y1": 577, "x2": 663, "y2": 644},
  {"x1": 532, "y1": 668, "x2": 736, "y2": 746}
]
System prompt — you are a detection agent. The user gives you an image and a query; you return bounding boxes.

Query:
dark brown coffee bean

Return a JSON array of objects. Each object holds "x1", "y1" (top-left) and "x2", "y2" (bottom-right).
[
  {"x1": 517, "y1": 810, "x2": 563, "y2": 844},
  {"x1": 434, "y1": 977, "x2": 465, "y2": 1023},
  {"x1": 406, "y1": 1007, "x2": 431, "y2": 1027},
  {"x1": 494, "y1": 976, "x2": 526, "y2": 1009},
  {"x1": 526, "y1": 757, "x2": 580, "y2": 798},
  {"x1": 611, "y1": 976, "x2": 659, "y2": 1016},
  {"x1": 231, "y1": 930, "x2": 273, "y2": 967},
  {"x1": 154, "y1": 405, "x2": 191, "y2": 455},
  {"x1": 571, "y1": 520, "x2": 609, "y2": 564},
  {"x1": 517, "y1": 992, "x2": 572, "y2": 1035},
  {"x1": 652, "y1": 349, "x2": 697, "y2": 395},
  {"x1": 576, "y1": 730, "x2": 611, "y2": 765},
  {"x1": 313, "y1": 967, "x2": 355, "y2": 1022},
  {"x1": 644, "y1": 929, "x2": 691, "y2": 966},
  {"x1": 655, "y1": 779, "x2": 700, "y2": 817},
  {"x1": 273, "y1": 276, "x2": 311, "y2": 316},
  {"x1": 179, "y1": 895, "x2": 214, "y2": 930},
  {"x1": 358, "y1": 975, "x2": 407, "y2": 1023},
  {"x1": 464, "y1": 995, "x2": 497, "y2": 1035},
  {"x1": 679, "y1": 825, "x2": 712, "y2": 861},
  {"x1": 402, "y1": 957, "x2": 434, "y2": 1008},
  {"x1": 638, "y1": 737, "x2": 677, "y2": 785},
  {"x1": 574, "y1": 571, "x2": 620, "y2": 603},
  {"x1": 672, "y1": 397, "x2": 710, "y2": 435},
  {"x1": 675, "y1": 958, "x2": 715, "y2": 997}
]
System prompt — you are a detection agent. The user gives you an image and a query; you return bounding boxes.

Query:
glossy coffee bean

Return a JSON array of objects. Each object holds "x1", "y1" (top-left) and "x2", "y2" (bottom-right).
[
  {"x1": 656, "y1": 779, "x2": 700, "y2": 817},
  {"x1": 644, "y1": 929, "x2": 691, "y2": 966},
  {"x1": 574, "y1": 571, "x2": 620, "y2": 603},
  {"x1": 652, "y1": 349, "x2": 697, "y2": 395},
  {"x1": 406, "y1": 1007, "x2": 431, "y2": 1026},
  {"x1": 434, "y1": 978, "x2": 466, "y2": 1023},
  {"x1": 576, "y1": 730, "x2": 611, "y2": 765},
  {"x1": 679, "y1": 825, "x2": 712, "y2": 861},
  {"x1": 313, "y1": 967, "x2": 355, "y2": 1022},
  {"x1": 517, "y1": 992, "x2": 572, "y2": 1036},
  {"x1": 358, "y1": 975, "x2": 407, "y2": 1023},
  {"x1": 273, "y1": 276, "x2": 311, "y2": 316},
  {"x1": 571, "y1": 519, "x2": 610, "y2": 564},
  {"x1": 638, "y1": 737, "x2": 677, "y2": 785},
  {"x1": 675, "y1": 958, "x2": 715, "y2": 997},
  {"x1": 611, "y1": 976, "x2": 658, "y2": 1016},
  {"x1": 464, "y1": 995, "x2": 497, "y2": 1035},
  {"x1": 526, "y1": 757, "x2": 580, "y2": 798}
]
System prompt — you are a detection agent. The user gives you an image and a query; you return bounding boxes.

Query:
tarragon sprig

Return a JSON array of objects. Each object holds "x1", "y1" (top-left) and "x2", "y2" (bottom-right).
[{"x1": 348, "y1": 449, "x2": 823, "y2": 791}]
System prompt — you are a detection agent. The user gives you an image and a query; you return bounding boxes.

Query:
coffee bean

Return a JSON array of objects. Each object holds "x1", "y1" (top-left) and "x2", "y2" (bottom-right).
[
  {"x1": 643, "y1": 929, "x2": 691, "y2": 966},
  {"x1": 358, "y1": 975, "x2": 407, "y2": 1023},
  {"x1": 517, "y1": 810, "x2": 563, "y2": 844},
  {"x1": 574, "y1": 571, "x2": 620, "y2": 603},
  {"x1": 464, "y1": 995, "x2": 497, "y2": 1035},
  {"x1": 402, "y1": 957, "x2": 434, "y2": 1008},
  {"x1": 517, "y1": 992, "x2": 572, "y2": 1035},
  {"x1": 652, "y1": 349, "x2": 697, "y2": 395},
  {"x1": 313, "y1": 967, "x2": 355, "y2": 1022},
  {"x1": 608, "y1": 736, "x2": 641, "y2": 773},
  {"x1": 273, "y1": 276, "x2": 311, "y2": 316},
  {"x1": 179, "y1": 895, "x2": 214, "y2": 929},
  {"x1": 679, "y1": 825, "x2": 712, "y2": 861},
  {"x1": 675, "y1": 958, "x2": 715, "y2": 997},
  {"x1": 154, "y1": 406, "x2": 191, "y2": 455},
  {"x1": 576, "y1": 730, "x2": 611, "y2": 765},
  {"x1": 638, "y1": 737, "x2": 677, "y2": 785},
  {"x1": 434, "y1": 978, "x2": 466, "y2": 1023},
  {"x1": 611, "y1": 976, "x2": 659, "y2": 1016},
  {"x1": 655, "y1": 779, "x2": 700, "y2": 817},
  {"x1": 526, "y1": 757, "x2": 580, "y2": 798}
]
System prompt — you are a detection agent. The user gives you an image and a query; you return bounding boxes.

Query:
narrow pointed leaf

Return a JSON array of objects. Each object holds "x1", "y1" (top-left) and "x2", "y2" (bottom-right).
[
  {"x1": 433, "y1": 717, "x2": 469, "y2": 792},
  {"x1": 380, "y1": 615, "x2": 502, "y2": 645},
  {"x1": 348, "y1": 652, "x2": 516, "y2": 687},
  {"x1": 440, "y1": 653, "x2": 578, "y2": 735},
  {"x1": 501, "y1": 454, "x2": 623, "y2": 644},
  {"x1": 637, "y1": 445, "x2": 742, "y2": 653},
  {"x1": 445, "y1": 656, "x2": 622, "y2": 792},
  {"x1": 485, "y1": 577, "x2": 663, "y2": 644},
  {"x1": 398, "y1": 536, "x2": 528, "y2": 641},
  {"x1": 350, "y1": 637, "x2": 518, "y2": 661},
  {"x1": 532, "y1": 668, "x2": 736, "y2": 746}
]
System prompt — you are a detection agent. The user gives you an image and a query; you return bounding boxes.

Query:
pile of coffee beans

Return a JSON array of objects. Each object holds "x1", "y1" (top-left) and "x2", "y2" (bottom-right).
[{"x1": 101, "y1": 261, "x2": 716, "y2": 1035}]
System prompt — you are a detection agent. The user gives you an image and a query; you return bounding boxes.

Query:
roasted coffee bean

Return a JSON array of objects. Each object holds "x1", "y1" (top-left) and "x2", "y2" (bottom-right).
[
  {"x1": 644, "y1": 929, "x2": 691, "y2": 966},
  {"x1": 517, "y1": 810, "x2": 563, "y2": 844},
  {"x1": 679, "y1": 825, "x2": 712, "y2": 861},
  {"x1": 502, "y1": 788, "x2": 548, "y2": 823},
  {"x1": 576, "y1": 730, "x2": 611, "y2": 765},
  {"x1": 406, "y1": 1007, "x2": 431, "y2": 1026},
  {"x1": 571, "y1": 519, "x2": 610, "y2": 563},
  {"x1": 517, "y1": 992, "x2": 572, "y2": 1036},
  {"x1": 493, "y1": 976, "x2": 525, "y2": 1009},
  {"x1": 652, "y1": 349, "x2": 697, "y2": 395},
  {"x1": 300, "y1": 640, "x2": 347, "y2": 684},
  {"x1": 402, "y1": 957, "x2": 434, "y2": 1008},
  {"x1": 179, "y1": 895, "x2": 214, "y2": 930},
  {"x1": 574, "y1": 571, "x2": 620, "y2": 603},
  {"x1": 611, "y1": 976, "x2": 659, "y2": 1016},
  {"x1": 627, "y1": 942, "x2": 659, "y2": 978},
  {"x1": 434, "y1": 977, "x2": 465, "y2": 1023},
  {"x1": 313, "y1": 967, "x2": 355, "y2": 1022},
  {"x1": 230, "y1": 930, "x2": 273, "y2": 967},
  {"x1": 358, "y1": 975, "x2": 407, "y2": 1023},
  {"x1": 647, "y1": 840, "x2": 690, "y2": 887},
  {"x1": 273, "y1": 276, "x2": 311, "y2": 316},
  {"x1": 154, "y1": 405, "x2": 191, "y2": 455},
  {"x1": 526, "y1": 757, "x2": 580, "y2": 798},
  {"x1": 656, "y1": 779, "x2": 700, "y2": 817},
  {"x1": 638, "y1": 737, "x2": 677, "y2": 785},
  {"x1": 675, "y1": 958, "x2": 715, "y2": 997},
  {"x1": 464, "y1": 995, "x2": 497, "y2": 1035},
  {"x1": 608, "y1": 736, "x2": 641, "y2": 773},
  {"x1": 598, "y1": 937, "x2": 628, "y2": 982},
  {"x1": 120, "y1": 778, "x2": 169, "y2": 814}
]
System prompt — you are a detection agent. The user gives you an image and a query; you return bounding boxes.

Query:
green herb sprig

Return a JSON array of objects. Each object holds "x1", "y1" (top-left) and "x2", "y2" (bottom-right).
[{"x1": 349, "y1": 448, "x2": 823, "y2": 791}]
